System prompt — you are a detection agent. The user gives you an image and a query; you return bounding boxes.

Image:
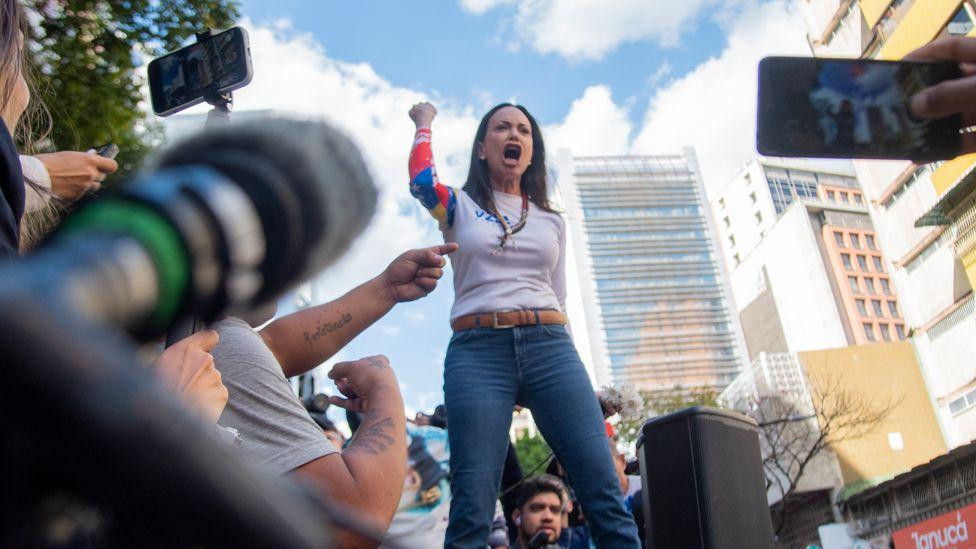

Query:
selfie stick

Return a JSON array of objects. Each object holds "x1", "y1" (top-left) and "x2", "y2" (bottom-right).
[{"x1": 163, "y1": 29, "x2": 234, "y2": 349}]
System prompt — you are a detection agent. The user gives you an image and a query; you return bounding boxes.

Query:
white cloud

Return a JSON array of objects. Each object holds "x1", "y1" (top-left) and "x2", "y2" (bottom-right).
[
  {"x1": 405, "y1": 309, "x2": 428, "y2": 324},
  {"x1": 459, "y1": 0, "x2": 515, "y2": 15},
  {"x1": 220, "y1": 20, "x2": 482, "y2": 301},
  {"x1": 631, "y1": 1, "x2": 809, "y2": 195},
  {"x1": 460, "y1": 0, "x2": 736, "y2": 62},
  {"x1": 544, "y1": 85, "x2": 632, "y2": 156}
]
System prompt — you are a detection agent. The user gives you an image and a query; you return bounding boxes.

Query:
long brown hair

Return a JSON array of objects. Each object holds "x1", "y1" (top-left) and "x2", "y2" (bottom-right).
[
  {"x1": 0, "y1": 0, "x2": 23, "y2": 128},
  {"x1": 461, "y1": 103, "x2": 558, "y2": 214},
  {"x1": 0, "y1": 0, "x2": 58, "y2": 252}
]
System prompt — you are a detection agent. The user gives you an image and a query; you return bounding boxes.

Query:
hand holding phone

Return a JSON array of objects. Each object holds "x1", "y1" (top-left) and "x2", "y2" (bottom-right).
[
  {"x1": 757, "y1": 56, "x2": 962, "y2": 161},
  {"x1": 907, "y1": 36, "x2": 976, "y2": 155},
  {"x1": 34, "y1": 150, "x2": 118, "y2": 201}
]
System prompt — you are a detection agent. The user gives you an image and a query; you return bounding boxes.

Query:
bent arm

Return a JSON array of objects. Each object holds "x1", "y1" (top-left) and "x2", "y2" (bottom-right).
[
  {"x1": 292, "y1": 385, "x2": 406, "y2": 549},
  {"x1": 409, "y1": 128, "x2": 457, "y2": 228},
  {"x1": 259, "y1": 276, "x2": 395, "y2": 378}
]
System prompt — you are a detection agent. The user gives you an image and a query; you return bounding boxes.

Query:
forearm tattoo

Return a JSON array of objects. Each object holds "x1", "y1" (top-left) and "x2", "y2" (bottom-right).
[
  {"x1": 303, "y1": 311, "x2": 352, "y2": 345},
  {"x1": 349, "y1": 416, "x2": 397, "y2": 455}
]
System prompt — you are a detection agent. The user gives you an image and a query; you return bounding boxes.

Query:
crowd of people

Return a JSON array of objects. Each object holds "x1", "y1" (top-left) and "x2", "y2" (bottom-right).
[{"x1": 4, "y1": 0, "x2": 976, "y2": 546}]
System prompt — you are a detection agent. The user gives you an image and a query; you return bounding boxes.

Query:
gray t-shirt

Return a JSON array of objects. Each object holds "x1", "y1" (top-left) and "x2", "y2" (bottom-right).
[{"x1": 212, "y1": 316, "x2": 336, "y2": 475}]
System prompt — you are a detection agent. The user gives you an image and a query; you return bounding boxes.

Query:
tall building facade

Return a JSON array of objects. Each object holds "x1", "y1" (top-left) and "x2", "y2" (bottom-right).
[
  {"x1": 801, "y1": 0, "x2": 976, "y2": 448},
  {"x1": 714, "y1": 159, "x2": 907, "y2": 359},
  {"x1": 557, "y1": 150, "x2": 747, "y2": 392}
]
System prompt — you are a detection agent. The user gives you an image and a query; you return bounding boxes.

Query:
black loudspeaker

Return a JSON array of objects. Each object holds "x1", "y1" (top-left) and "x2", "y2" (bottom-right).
[{"x1": 636, "y1": 406, "x2": 774, "y2": 549}]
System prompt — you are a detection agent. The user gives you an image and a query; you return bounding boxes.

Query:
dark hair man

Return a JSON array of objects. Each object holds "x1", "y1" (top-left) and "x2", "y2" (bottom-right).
[{"x1": 512, "y1": 475, "x2": 567, "y2": 549}]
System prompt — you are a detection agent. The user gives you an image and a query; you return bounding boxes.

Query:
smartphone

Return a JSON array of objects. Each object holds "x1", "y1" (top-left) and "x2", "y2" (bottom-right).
[
  {"x1": 148, "y1": 27, "x2": 253, "y2": 117},
  {"x1": 757, "y1": 56, "x2": 962, "y2": 161},
  {"x1": 93, "y1": 143, "x2": 119, "y2": 159}
]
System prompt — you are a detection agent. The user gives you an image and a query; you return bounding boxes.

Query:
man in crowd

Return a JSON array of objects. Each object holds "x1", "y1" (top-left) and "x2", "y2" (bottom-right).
[
  {"x1": 210, "y1": 242, "x2": 457, "y2": 549},
  {"x1": 511, "y1": 475, "x2": 568, "y2": 549}
]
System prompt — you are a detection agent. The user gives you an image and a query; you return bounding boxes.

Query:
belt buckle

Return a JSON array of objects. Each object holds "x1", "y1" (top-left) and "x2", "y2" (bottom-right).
[{"x1": 492, "y1": 312, "x2": 515, "y2": 329}]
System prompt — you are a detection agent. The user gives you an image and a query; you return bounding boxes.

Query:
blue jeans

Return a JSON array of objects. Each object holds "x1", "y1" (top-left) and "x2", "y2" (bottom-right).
[{"x1": 442, "y1": 324, "x2": 641, "y2": 549}]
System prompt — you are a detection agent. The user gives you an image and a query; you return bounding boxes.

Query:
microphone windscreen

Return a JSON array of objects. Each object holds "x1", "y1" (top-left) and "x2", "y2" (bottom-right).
[{"x1": 154, "y1": 117, "x2": 378, "y2": 303}]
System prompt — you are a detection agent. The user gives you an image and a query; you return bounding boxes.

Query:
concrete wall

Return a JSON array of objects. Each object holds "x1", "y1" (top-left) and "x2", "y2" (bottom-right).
[{"x1": 729, "y1": 203, "x2": 850, "y2": 354}]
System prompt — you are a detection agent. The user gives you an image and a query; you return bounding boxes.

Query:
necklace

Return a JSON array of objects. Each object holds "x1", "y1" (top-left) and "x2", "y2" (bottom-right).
[{"x1": 490, "y1": 193, "x2": 529, "y2": 255}]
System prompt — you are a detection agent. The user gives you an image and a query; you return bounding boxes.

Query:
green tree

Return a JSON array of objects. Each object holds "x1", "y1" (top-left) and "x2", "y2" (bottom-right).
[
  {"x1": 23, "y1": 0, "x2": 240, "y2": 175},
  {"x1": 603, "y1": 384, "x2": 719, "y2": 448},
  {"x1": 513, "y1": 434, "x2": 552, "y2": 478}
]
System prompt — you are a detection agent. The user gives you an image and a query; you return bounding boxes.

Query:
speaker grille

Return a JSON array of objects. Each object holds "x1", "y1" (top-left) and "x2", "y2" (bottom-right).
[{"x1": 637, "y1": 407, "x2": 775, "y2": 549}]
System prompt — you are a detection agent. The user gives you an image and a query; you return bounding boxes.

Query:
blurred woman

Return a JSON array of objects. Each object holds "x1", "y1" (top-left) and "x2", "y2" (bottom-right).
[{"x1": 0, "y1": 0, "x2": 31, "y2": 258}]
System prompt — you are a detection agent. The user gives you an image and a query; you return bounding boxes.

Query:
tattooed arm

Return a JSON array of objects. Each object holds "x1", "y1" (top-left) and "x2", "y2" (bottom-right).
[
  {"x1": 292, "y1": 356, "x2": 407, "y2": 549},
  {"x1": 259, "y1": 243, "x2": 457, "y2": 378}
]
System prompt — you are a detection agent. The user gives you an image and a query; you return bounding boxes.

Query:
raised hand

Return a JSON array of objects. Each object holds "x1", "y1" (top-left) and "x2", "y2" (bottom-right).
[
  {"x1": 409, "y1": 101, "x2": 438, "y2": 129},
  {"x1": 327, "y1": 355, "x2": 399, "y2": 414},
  {"x1": 380, "y1": 242, "x2": 458, "y2": 303}
]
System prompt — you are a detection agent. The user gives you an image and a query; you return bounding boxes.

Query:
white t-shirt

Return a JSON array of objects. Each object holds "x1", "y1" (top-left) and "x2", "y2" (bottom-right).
[{"x1": 443, "y1": 189, "x2": 567, "y2": 322}]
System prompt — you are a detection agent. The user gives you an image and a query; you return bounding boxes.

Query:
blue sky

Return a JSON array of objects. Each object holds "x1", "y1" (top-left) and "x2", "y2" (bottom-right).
[
  {"x1": 238, "y1": 1, "x2": 730, "y2": 128},
  {"x1": 212, "y1": 0, "x2": 811, "y2": 424}
]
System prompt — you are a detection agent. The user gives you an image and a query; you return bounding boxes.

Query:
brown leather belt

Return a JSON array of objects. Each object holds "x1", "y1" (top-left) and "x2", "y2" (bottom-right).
[{"x1": 451, "y1": 309, "x2": 566, "y2": 331}]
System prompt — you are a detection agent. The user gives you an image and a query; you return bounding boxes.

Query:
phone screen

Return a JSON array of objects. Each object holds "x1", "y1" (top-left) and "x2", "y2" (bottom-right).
[
  {"x1": 757, "y1": 56, "x2": 962, "y2": 161},
  {"x1": 148, "y1": 27, "x2": 252, "y2": 116}
]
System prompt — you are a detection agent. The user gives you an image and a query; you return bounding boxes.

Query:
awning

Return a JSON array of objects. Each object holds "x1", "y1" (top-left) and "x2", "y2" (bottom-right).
[{"x1": 915, "y1": 168, "x2": 976, "y2": 227}]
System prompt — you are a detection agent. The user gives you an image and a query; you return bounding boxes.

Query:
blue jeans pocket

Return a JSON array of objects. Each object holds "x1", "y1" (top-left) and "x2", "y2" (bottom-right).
[
  {"x1": 540, "y1": 323, "x2": 568, "y2": 338},
  {"x1": 449, "y1": 327, "x2": 484, "y2": 346}
]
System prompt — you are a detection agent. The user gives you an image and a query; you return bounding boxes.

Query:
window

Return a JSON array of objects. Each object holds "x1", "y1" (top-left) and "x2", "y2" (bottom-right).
[
  {"x1": 733, "y1": 253, "x2": 741, "y2": 266},
  {"x1": 827, "y1": 190, "x2": 836, "y2": 201},
  {"x1": 749, "y1": 191, "x2": 757, "y2": 204},
  {"x1": 948, "y1": 389, "x2": 976, "y2": 416},
  {"x1": 744, "y1": 173, "x2": 752, "y2": 186},
  {"x1": 864, "y1": 323, "x2": 877, "y2": 342},
  {"x1": 939, "y1": 2, "x2": 976, "y2": 39},
  {"x1": 851, "y1": 234, "x2": 862, "y2": 249},
  {"x1": 857, "y1": 255, "x2": 869, "y2": 271},
  {"x1": 834, "y1": 232, "x2": 845, "y2": 247},
  {"x1": 881, "y1": 278, "x2": 892, "y2": 295},
  {"x1": 849, "y1": 276, "x2": 860, "y2": 293},
  {"x1": 872, "y1": 256, "x2": 884, "y2": 272},
  {"x1": 865, "y1": 277, "x2": 877, "y2": 294},
  {"x1": 754, "y1": 211, "x2": 763, "y2": 224},
  {"x1": 856, "y1": 299, "x2": 868, "y2": 316},
  {"x1": 872, "y1": 300, "x2": 884, "y2": 317},
  {"x1": 950, "y1": 396, "x2": 969, "y2": 415},
  {"x1": 888, "y1": 301, "x2": 898, "y2": 317},
  {"x1": 842, "y1": 253, "x2": 853, "y2": 270},
  {"x1": 866, "y1": 234, "x2": 877, "y2": 250},
  {"x1": 854, "y1": 193, "x2": 864, "y2": 204},
  {"x1": 723, "y1": 216, "x2": 730, "y2": 228},
  {"x1": 840, "y1": 192, "x2": 850, "y2": 204},
  {"x1": 719, "y1": 197, "x2": 726, "y2": 209},
  {"x1": 728, "y1": 235, "x2": 736, "y2": 247},
  {"x1": 895, "y1": 324, "x2": 906, "y2": 339},
  {"x1": 880, "y1": 323, "x2": 892, "y2": 341}
]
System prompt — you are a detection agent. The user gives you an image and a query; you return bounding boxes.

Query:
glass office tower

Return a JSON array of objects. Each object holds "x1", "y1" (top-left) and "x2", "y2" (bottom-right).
[{"x1": 558, "y1": 150, "x2": 746, "y2": 391}]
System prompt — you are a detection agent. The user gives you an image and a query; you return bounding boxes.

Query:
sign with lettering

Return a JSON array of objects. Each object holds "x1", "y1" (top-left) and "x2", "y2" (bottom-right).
[{"x1": 892, "y1": 503, "x2": 976, "y2": 549}]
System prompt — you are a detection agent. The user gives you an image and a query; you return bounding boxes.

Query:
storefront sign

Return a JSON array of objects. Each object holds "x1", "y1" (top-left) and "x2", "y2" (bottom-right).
[{"x1": 893, "y1": 503, "x2": 976, "y2": 549}]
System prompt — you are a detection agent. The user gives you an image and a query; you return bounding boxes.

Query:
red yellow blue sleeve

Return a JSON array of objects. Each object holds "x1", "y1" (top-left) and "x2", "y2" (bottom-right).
[{"x1": 409, "y1": 128, "x2": 456, "y2": 228}]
